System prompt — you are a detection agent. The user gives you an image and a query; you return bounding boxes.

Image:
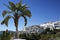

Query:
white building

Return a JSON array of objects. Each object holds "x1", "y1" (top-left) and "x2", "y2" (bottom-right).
[
  {"x1": 54, "y1": 21, "x2": 60, "y2": 29},
  {"x1": 40, "y1": 21, "x2": 60, "y2": 30},
  {"x1": 25, "y1": 20, "x2": 60, "y2": 33},
  {"x1": 25, "y1": 25, "x2": 44, "y2": 33}
]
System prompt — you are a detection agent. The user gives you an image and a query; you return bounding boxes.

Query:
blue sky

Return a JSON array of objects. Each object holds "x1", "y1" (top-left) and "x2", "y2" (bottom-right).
[{"x1": 0, "y1": 0, "x2": 60, "y2": 31}]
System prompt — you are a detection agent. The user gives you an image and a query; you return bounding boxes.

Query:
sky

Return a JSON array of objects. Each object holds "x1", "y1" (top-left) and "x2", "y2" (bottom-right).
[{"x1": 0, "y1": 0, "x2": 60, "y2": 31}]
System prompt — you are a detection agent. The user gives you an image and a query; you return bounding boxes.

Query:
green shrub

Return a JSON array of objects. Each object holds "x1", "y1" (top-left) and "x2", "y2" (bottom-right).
[
  {"x1": 1, "y1": 31, "x2": 12, "y2": 40},
  {"x1": 19, "y1": 33, "x2": 27, "y2": 39},
  {"x1": 19, "y1": 33, "x2": 41, "y2": 40}
]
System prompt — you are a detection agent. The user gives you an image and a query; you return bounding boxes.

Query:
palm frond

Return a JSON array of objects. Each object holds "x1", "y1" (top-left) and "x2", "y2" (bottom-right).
[
  {"x1": 24, "y1": 10, "x2": 32, "y2": 18},
  {"x1": 16, "y1": 0, "x2": 22, "y2": 8},
  {"x1": 22, "y1": 4, "x2": 29, "y2": 9},
  {"x1": 3, "y1": 3, "x2": 15, "y2": 12},
  {"x1": 3, "y1": 3, "x2": 12, "y2": 10},
  {"x1": 9, "y1": 1, "x2": 16, "y2": 11},
  {"x1": 18, "y1": 9, "x2": 31, "y2": 18},
  {"x1": 2, "y1": 10, "x2": 11, "y2": 17},
  {"x1": 21, "y1": 4, "x2": 29, "y2": 11},
  {"x1": 1, "y1": 16, "x2": 11, "y2": 26},
  {"x1": 22, "y1": 15, "x2": 27, "y2": 26}
]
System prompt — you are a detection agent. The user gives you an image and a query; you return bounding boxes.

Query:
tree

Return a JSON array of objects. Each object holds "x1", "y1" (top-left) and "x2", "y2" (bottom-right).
[{"x1": 1, "y1": 0, "x2": 32, "y2": 39}]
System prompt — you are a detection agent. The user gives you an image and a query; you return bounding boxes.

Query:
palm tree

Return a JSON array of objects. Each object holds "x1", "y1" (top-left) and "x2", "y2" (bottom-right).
[{"x1": 1, "y1": 0, "x2": 31, "y2": 39}]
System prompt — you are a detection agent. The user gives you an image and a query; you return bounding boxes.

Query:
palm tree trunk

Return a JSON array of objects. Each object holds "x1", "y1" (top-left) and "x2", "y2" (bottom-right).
[
  {"x1": 14, "y1": 13, "x2": 19, "y2": 39},
  {"x1": 14, "y1": 18, "x2": 19, "y2": 39},
  {"x1": 16, "y1": 26, "x2": 19, "y2": 39}
]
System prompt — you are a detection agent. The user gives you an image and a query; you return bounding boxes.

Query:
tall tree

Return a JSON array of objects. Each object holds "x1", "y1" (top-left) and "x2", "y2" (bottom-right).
[{"x1": 1, "y1": 0, "x2": 31, "y2": 38}]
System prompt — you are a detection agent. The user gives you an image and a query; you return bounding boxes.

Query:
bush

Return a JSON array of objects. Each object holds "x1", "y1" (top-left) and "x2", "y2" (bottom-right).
[
  {"x1": 19, "y1": 33, "x2": 41, "y2": 40},
  {"x1": 1, "y1": 31, "x2": 12, "y2": 40},
  {"x1": 19, "y1": 33, "x2": 27, "y2": 39},
  {"x1": 19, "y1": 31, "x2": 60, "y2": 40}
]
